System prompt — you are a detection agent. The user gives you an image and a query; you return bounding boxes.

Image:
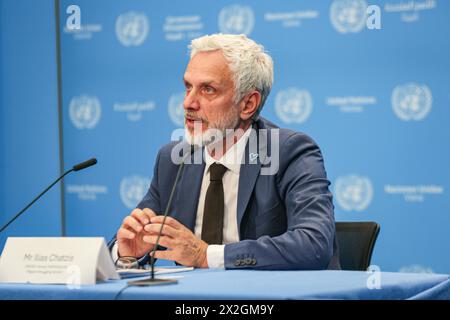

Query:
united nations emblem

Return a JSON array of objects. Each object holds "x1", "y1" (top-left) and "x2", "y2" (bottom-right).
[
  {"x1": 218, "y1": 4, "x2": 255, "y2": 35},
  {"x1": 168, "y1": 92, "x2": 186, "y2": 127},
  {"x1": 120, "y1": 175, "x2": 150, "y2": 209},
  {"x1": 69, "y1": 95, "x2": 101, "y2": 130},
  {"x1": 330, "y1": 0, "x2": 367, "y2": 33},
  {"x1": 275, "y1": 88, "x2": 313, "y2": 124},
  {"x1": 334, "y1": 175, "x2": 373, "y2": 211},
  {"x1": 116, "y1": 11, "x2": 149, "y2": 47},
  {"x1": 391, "y1": 83, "x2": 432, "y2": 121}
]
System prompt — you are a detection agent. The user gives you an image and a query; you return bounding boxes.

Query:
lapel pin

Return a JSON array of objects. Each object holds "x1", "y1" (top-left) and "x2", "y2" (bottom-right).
[{"x1": 249, "y1": 153, "x2": 259, "y2": 162}]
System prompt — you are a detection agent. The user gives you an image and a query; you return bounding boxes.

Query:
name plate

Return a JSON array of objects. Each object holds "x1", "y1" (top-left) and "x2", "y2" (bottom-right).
[{"x1": 0, "y1": 237, "x2": 120, "y2": 285}]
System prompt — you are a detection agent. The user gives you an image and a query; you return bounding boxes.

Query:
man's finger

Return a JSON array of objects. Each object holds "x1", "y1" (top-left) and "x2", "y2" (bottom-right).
[
  {"x1": 144, "y1": 223, "x2": 178, "y2": 237},
  {"x1": 142, "y1": 208, "x2": 157, "y2": 220},
  {"x1": 131, "y1": 209, "x2": 150, "y2": 225},
  {"x1": 150, "y1": 215, "x2": 182, "y2": 230},
  {"x1": 122, "y1": 216, "x2": 143, "y2": 233},
  {"x1": 142, "y1": 235, "x2": 174, "y2": 248},
  {"x1": 117, "y1": 227, "x2": 135, "y2": 240}
]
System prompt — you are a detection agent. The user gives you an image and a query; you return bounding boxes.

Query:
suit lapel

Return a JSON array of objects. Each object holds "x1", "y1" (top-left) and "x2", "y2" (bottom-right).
[
  {"x1": 173, "y1": 147, "x2": 205, "y2": 232},
  {"x1": 236, "y1": 122, "x2": 267, "y2": 237}
]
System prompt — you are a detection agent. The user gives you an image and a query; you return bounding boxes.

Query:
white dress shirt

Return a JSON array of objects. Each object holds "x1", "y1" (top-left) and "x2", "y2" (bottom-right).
[
  {"x1": 196, "y1": 128, "x2": 251, "y2": 268},
  {"x1": 112, "y1": 128, "x2": 251, "y2": 269}
]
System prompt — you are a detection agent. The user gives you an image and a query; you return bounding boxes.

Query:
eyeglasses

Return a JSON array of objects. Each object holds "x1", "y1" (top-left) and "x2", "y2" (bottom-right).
[{"x1": 114, "y1": 256, "x2": 148, "y2": 270}]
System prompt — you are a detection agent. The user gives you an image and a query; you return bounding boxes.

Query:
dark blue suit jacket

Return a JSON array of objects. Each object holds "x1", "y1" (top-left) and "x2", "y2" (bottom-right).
[{"x1": 135, "y1": 117, "x2": 340, "y2": 270}]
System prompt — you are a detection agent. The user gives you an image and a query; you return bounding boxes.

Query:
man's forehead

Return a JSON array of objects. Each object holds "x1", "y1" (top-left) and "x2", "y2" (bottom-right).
[{"x1": 184, "y1": 52, "x2": 232, "y2": 84}]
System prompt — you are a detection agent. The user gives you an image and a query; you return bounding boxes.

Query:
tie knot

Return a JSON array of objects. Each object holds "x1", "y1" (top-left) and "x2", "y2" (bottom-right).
[{"x1": 209, "y1": 163, "x2": 228, "y2": 181}]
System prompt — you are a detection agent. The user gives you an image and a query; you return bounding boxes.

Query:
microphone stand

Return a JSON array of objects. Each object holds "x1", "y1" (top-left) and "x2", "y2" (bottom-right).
[
  {"x1": 128, "y1": 145, "x2": 195, "y2": 286},
  {"x1": 0, "y1": 158, "x2": 97, "y2": 234}
]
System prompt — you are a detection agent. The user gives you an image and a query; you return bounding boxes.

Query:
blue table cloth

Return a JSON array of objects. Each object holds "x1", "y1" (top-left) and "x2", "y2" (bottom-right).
[{"x1": 0, "y1": 269, "x2": 449, "y2": 300}]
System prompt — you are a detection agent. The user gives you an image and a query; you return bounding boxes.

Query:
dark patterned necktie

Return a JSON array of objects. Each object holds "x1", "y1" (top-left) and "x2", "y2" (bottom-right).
[{"x1": 201, "y1": 163, "x2": 228, "y2": 244}]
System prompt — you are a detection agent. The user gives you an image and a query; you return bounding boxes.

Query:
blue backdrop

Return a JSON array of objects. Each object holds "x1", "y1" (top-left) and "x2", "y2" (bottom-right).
[
  {"x1": 0, "y1": 0, "x2": 62, "y2": 245},
  {"x1": 1, "y1": 0, "x2": 449, "y2": 275}
]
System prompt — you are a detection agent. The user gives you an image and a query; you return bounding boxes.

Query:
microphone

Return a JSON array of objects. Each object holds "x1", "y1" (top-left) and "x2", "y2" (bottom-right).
[
  {"x1": 73, "y1": 158, "x2": 97, "y2": 171},
  {"x1": 128, "y1": 144, "x2": 197, "y2": 286},
  {"x1": 0, "y1": 158, "x2": 97, "y2": 234}
]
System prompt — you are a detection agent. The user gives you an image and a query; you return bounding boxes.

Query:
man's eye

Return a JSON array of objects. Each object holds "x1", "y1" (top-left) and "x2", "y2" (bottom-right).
[{"x1": 203, "y1": 86, "x2": 215, "y2": 94}]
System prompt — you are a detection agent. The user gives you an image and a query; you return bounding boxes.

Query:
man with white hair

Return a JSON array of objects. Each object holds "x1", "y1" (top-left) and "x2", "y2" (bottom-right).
[{"x1": 111, "y1": 34, "x2": 340, "y2": 270}]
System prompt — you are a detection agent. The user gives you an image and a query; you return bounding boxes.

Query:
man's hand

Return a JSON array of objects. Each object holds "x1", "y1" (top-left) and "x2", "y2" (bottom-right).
[
  {"x1": 117, "y1": 208, "x2": 156, "y2": 258},
  {"x1": 143, "y1": 216, "x2": 209, "y2": 268}
]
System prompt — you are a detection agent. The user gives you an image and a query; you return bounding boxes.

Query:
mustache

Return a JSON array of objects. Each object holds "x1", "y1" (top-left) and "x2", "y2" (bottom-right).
[{"x1": 185, "y1": 111, "x2": 208, "y2": 123}]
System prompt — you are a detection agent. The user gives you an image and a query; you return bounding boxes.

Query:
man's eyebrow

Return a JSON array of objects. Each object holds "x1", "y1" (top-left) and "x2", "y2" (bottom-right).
[{"x1": 183, "y1": 77, "x2": 219, "y2": 86}]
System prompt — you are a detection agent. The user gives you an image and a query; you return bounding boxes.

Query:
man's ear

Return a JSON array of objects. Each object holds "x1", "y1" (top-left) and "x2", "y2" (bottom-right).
[{"x1": 239, "y1": 91, "x2": 261, "y2": 121}]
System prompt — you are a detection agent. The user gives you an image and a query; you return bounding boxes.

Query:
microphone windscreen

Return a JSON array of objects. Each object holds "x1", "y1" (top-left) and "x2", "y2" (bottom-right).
[{"x1": 73, "y1": 158, "x2": 97, "y2": 172}]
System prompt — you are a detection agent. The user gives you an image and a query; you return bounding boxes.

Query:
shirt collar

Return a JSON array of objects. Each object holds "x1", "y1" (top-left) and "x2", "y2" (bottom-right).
[{"x1": 204, "y1": 127, "x2": 252, "y2": 175}]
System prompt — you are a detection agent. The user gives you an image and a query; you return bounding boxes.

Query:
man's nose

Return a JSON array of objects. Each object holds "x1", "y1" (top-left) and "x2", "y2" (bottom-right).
[{"x1": 183, "y1": 89, "x2": 200, "y2": 110}]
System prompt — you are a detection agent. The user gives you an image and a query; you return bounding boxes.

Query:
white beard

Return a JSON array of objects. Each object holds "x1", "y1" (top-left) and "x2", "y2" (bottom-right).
[
  {"x1": 184, "y1": 107, "x2": 241, "y2": 147},
  {"x1": 184, "y1": 127, "x2": 210, "y2": 147}
]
